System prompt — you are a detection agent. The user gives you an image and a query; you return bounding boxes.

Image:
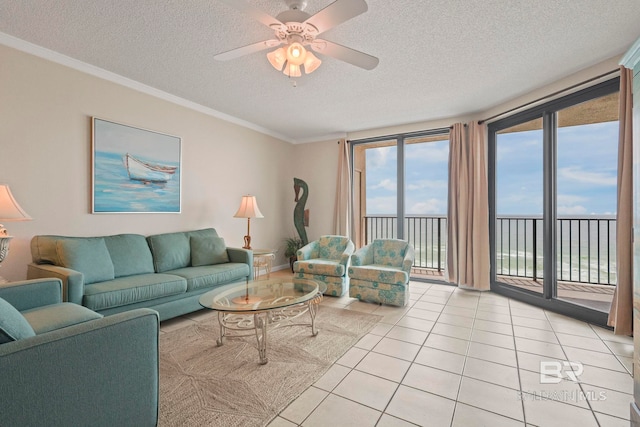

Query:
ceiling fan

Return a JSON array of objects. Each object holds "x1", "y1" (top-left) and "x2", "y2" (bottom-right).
[{"x1": 214, "y1": 0, "x2": 379, "y2": 77}]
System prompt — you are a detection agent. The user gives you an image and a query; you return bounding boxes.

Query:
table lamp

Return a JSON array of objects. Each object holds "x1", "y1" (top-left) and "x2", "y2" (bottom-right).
[
  {"x1": 233, "y1": 195, "x2": 263, "y2": 250},
  {"x1": 0, "y1": 185, "x2": 32, "y2": 282}
]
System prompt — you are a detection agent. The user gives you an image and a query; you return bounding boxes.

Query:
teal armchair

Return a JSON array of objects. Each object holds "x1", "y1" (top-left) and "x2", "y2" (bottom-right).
[
  {"x1": 293, "y1": 235, "x2": 355, "y2": 296},
  {"x1": 0, "y1": 278, "x2": 159, "y2": 427},
  {"x1": 348, "y1": 239, "x2": 415, "y2": 306}
]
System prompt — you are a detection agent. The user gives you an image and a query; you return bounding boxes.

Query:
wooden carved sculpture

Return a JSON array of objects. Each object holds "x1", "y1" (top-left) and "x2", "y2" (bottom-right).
[{"x1": 293, "y1": 177, "x2": 309, "y2": 245}]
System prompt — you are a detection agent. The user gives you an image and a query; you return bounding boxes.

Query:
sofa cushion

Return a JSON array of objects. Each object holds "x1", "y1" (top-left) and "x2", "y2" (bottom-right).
[
  {"x1": 190, "y1": 236, "x2": 229, "y2": 266},
  {"x1": 147, "y1": 232, "x2": 191, "y2": 273},
  {"x1": 294, "y1": 259, "x2": 346, "y2": 276},
  {"x1": 22, "y1": 303, "x2": 103, "y2": 334},
  {"x1": 56, "y1": 238, "x2": 115, "y2": 285},
  {"x1": 169, "y1": 263, "x2": 250, "y2": 292},
  {"x1": 104, "y1": 234, "x2": 155, "y2": 277},
  {"x1": 83, "y1": 273, "x2": 187, "y2": 311},
  {"x1": 348, "y1": 264, "x2": 409, "y2": 285},
  {"x1": 0, "y1": 297, "x2": 36, "y2": 344},
  {"x1": 373, "y1": 239, "x2": 408, "y2": 268}
]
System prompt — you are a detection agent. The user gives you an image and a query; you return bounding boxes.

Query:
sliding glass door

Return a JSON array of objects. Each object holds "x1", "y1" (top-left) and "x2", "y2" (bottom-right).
[
  {"x1": 494, "y1": 117, "x2": 545, "y2": 295},
  {"x1": 351, "y1": 130, "x2": 450, "y2": 282},
  {"x1": 489, "y1": 78, "x2": 619, "y2": 323}
]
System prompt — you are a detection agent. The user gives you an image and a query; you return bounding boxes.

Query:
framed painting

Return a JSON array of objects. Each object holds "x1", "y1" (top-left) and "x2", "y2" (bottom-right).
[{"x1": 92, "y1": 117, "x2": 182, "y2": 213}]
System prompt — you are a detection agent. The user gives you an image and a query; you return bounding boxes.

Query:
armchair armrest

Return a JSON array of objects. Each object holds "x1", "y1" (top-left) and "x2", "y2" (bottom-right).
[
  {"x1": 351, "y1": 244, "x2": 374, "y2": 267},
  {"x1": 227, "y1": 247, "x2": 253, "y2": 270},
  {"x1": 27, "y1": 263, "x2": 84, "y2": 304},
  {"x1": 0, "y1": 278, "x2": 63, "y2": 311},
  {"x1": 403, "y1": 244, "x2": 415, "y2": 274},
  {"x1": 297, "y1": 241, "x2": 319, "y2": 261},
  {"x1": 0, "y1": 308, "x2": 159, "y2": 427},
  {"x1": 339, "y1": 240, "x2": 355, "y2": 267}
]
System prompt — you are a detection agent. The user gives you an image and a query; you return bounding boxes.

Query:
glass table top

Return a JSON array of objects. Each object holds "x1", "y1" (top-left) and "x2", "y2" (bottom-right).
[{"x1": 199, "y1": 277, "x2": 326, "y2": 312}]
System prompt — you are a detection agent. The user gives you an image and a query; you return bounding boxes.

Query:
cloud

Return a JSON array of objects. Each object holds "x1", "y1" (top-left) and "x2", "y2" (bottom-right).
[
  {"x1": 367, "y1": 146, "x2": 395, "y2": 169},
  {"x1": 557, "y1": 205, "x2": 587, "y2": 215},
  {"x1": 407, "y1": 198, "x2": 445, "y2": 215},
  {"x1": 366, "y1": 196, "x2": 396, "y2": 214},
  {"x1": 406, "y1": 180, "x2": 447, "y2": 191},
  {"x1": 558, "y1": 167, "x2": 616, "y2": 186},
  {"x1": 557, "y1": 194, "x2": 587, "y2": 205},
  {"x1": 557, "y1": 194, "x2": 588, "y2": 215},
  {"x1": 405, "y1": 141, "x2": 449, "y2": 163},
  {"x1": 370, "y1": 178, "x2": 396, "y2": 191}
]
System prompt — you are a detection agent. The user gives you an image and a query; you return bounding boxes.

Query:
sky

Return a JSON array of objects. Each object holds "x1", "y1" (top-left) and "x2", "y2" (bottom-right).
[
  {"x1": 93, "y1": 118, "x2": 181, "y2": 163},
  {"x1": 365, "y1": 121, "x2": 618, "y2": 217}
]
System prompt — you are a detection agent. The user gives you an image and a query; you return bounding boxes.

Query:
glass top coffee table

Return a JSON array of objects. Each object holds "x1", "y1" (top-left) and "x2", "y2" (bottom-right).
[{"x1": 199, "y1": 277, "x2": 326, "y2": 364}]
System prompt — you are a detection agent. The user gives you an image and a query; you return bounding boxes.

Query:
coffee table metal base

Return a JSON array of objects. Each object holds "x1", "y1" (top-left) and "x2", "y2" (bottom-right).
[{"x1": 215, "y1": 291, "x2": 323, "y2": 364}]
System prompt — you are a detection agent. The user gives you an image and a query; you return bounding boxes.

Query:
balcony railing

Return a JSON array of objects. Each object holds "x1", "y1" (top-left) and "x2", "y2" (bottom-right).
[{"x1": 363, "y1": 214, "x2": 617, "y2": 285}]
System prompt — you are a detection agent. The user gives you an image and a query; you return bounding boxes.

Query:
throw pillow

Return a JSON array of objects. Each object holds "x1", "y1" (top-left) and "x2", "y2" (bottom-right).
[
  {"x1": 56, "y1": 238, "x2": 115, "y2": 285},
  {"x1": 191, "y1": 236, "x2": 230, "y2": 266},
  {"x1": 0, "y1": 297, "x2": 36, "y2": 344}
]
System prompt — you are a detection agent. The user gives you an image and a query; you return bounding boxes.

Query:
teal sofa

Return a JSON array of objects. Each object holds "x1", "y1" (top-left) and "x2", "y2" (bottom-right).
[
  {"x1": 27, "y1": 228, "x2": 252, "y2": 320},
  {"x1": 0, "y1": 278, "x2": 159, "y2": 426}
]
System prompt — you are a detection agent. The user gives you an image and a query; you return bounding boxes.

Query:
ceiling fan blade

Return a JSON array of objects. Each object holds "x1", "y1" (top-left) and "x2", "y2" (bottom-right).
[
  {"x1": 304, "y1": 0, "x2": 368, "y2": 35},
  {"x1": 217, "y1": 0, "x2": 284, "y2": 29},
  {"x1": 311, "y1": 39, "x2": 378, "y2": 70},
  {"x1": 214, "y1": 40, "x2": 280, "y2": 61}
]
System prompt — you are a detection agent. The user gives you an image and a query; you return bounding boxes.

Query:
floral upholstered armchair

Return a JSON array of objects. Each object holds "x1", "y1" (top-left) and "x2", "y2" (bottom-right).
[
  {"x1": 348, "y1": 239, "x2": 415, "y2": 306},
  {"x1": 293, "y1": 235, "x2": 355, "y2": 296}
]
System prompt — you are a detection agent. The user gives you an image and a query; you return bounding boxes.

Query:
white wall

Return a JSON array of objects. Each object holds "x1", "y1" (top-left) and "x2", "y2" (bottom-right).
[{"x1": 0, "y1": 44, "x2": 295, "y2": 280}]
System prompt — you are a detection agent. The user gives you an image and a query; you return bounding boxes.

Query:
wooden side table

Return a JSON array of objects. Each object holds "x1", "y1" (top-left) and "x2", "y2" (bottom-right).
[{"x1": 252, "y1": 249, "x2": 277, "y2": 280}]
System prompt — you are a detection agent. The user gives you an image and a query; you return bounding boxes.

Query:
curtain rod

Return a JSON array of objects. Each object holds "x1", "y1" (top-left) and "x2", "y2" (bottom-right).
[{"x1": 478, "y1": 68, "x2": 619, "y2": 125}]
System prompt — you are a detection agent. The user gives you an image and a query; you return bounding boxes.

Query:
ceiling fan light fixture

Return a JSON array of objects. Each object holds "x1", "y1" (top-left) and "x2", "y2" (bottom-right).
[
  {"x1": 303, "y1": 50, "x2": 321, "y2": 74},
  {"x1": 284, "y1": 63, "x2": 302, "y2": 77},
  {"x1": 286, "y1": 42, "x2": 307, "y2": 65},
  {"x1": 267, "y1": 47, "x2": 287, "y2": 71}
]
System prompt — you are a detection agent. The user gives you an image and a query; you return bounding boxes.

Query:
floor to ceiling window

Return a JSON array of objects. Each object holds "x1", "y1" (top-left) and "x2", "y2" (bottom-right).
[
  {"x1": 351, "y1": 130, "x2": 449, "y2": 282},
  {"x1": 489, "y1": 78, "x2": 620, "y2": 324}
]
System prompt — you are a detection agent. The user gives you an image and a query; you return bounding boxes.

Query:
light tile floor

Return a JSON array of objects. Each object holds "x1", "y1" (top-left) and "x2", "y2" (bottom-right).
[
  {"x1": 269, "y1": 277, "x2": 633, "y2": 427},
  {"x1": 159, "y1": 274, "x2": 634, "y2": 427}
]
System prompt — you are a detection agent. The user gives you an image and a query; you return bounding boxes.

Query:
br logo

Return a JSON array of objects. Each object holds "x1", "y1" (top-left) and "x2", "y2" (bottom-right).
[{"x1": 539, "y1": 361, "x2": 584, "y2": 384}]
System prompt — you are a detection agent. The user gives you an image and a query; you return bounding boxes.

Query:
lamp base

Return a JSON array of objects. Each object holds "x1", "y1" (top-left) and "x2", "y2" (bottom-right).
[
  {"x1": 231, "y1": 295, "x2": 262, "y2": 305},
  {"x1": 243, "y1": 235, "x2": 252, "y2": 250}
]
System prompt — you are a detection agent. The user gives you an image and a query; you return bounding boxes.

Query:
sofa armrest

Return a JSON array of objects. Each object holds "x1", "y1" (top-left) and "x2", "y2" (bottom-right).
[
  {"x1": 0, "y1": 308, "x2": 159, "y2": 427},
  {"x1": 227, "y1": 247, "x2": 253, "y2": 270},
  {"x1": 297, "y1": 241, "x2": 318, "y2": 261},
  {"x1": 403, "y1": 244, "x2": 415, "y2": 274},
  {"x1": 27, "y1": 263, "x2": 85, "y2": 304},
  {"x1": 351, "y1": 244, "x2": 373, "y2": 267},
  {"x1": 0, "y1": 278, "x2": 63, "y2": 310}
]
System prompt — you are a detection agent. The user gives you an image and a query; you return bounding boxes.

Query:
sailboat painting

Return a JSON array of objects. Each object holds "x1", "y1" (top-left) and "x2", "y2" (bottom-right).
[{"x1": 92, "y1": 118, "x2": 181, "y2": 213}]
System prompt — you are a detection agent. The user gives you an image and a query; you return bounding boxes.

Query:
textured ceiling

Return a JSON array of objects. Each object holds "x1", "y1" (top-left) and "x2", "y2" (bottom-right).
[{"x1": 1, "y1": 0, "x2": 640, "y2": 143}]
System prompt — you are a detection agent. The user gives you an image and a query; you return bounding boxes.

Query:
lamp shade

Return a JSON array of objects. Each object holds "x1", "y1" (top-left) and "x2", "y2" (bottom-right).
[
  {"x1": 233, "y1": 195, "x2": 264, "y2": 219},
  {"x1": 0, "y1": 185, "x2": 31, "y2": 221},
  {"x1": 303, "y1": 51, "x2": 322, "y2": 74},
  {"x1": 267, "y1": 47, "x2": 286, "y2": 71}
]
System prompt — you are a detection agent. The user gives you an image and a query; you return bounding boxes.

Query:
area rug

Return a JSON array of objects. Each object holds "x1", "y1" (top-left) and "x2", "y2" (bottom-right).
[{"x1": 159, "y1": 306, "x2": 381, "y2": 426}]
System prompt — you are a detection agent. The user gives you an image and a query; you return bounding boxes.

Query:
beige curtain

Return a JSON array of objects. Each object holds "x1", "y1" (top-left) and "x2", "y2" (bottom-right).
[
  {"x1": 446, "y1": 122, "x2": 490, "y2": 290},
  {"x1": 333, "y1": 139, "x2": 352, "y2": 236},
  {"x1": 608, "y1": 66, "x2": 633, "y2": 335}
]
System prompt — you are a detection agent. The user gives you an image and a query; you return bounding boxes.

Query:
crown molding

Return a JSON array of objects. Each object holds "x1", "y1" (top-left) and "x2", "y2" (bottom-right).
[
  {"x1": 0, "y1": 32, "x2": 296, "y2": 144},
  {"x1": 291, "y1": 132, "x2": 348, "y2": 144},
  {"x1": 620, "y1": 37, "x2": 640, "y2": 69}
]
